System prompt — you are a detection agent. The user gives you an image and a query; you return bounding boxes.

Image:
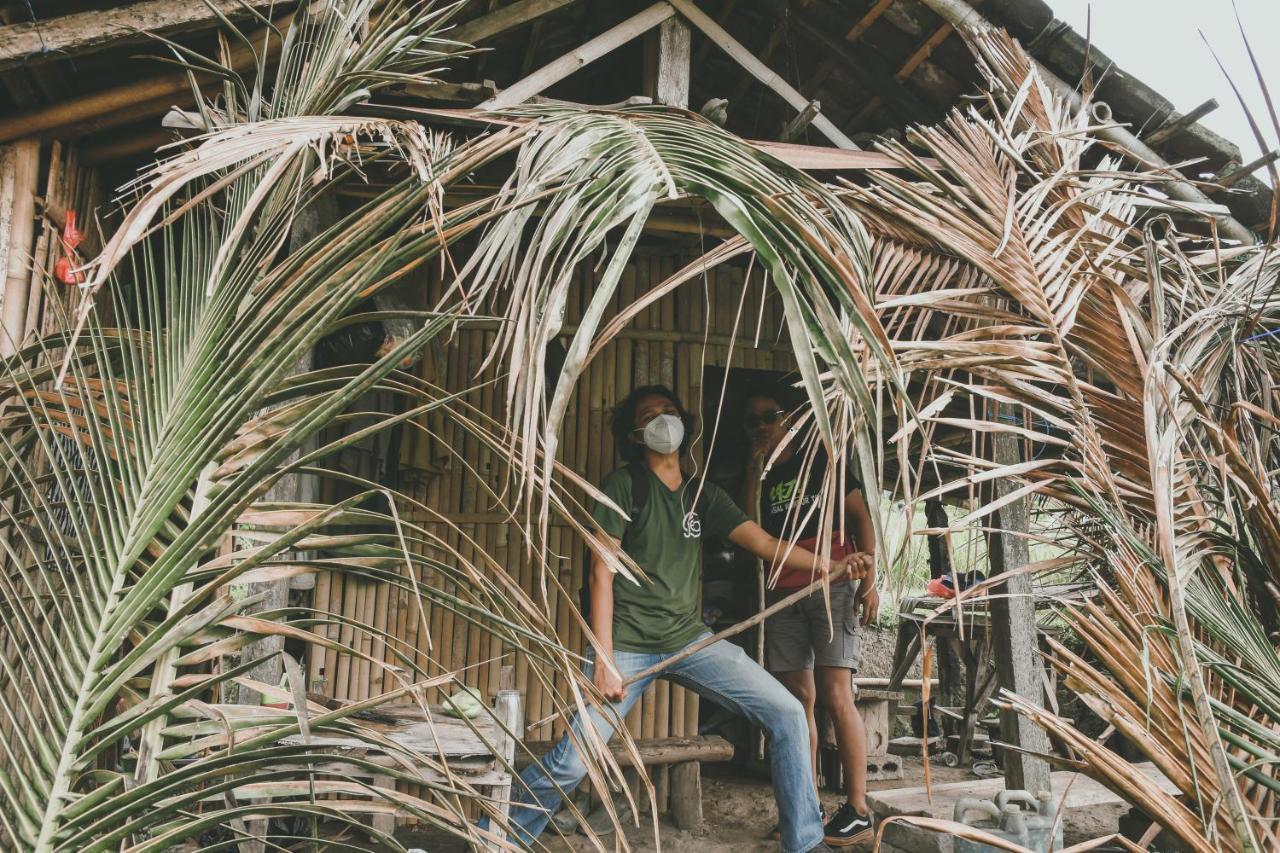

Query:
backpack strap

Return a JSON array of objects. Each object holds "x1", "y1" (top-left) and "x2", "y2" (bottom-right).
[{"x1": 620, "y1": 461, "x2": 651, "y2": 549}]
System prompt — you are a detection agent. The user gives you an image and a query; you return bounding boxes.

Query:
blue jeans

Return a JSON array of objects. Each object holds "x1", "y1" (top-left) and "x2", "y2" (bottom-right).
[{"x1": 486, "y1": 635, "x2": 823, "y2": 853}]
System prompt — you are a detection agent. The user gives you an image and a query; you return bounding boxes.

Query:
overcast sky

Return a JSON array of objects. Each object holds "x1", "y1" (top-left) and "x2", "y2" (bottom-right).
[{"x1": 1050, "y1": 0, "x2": 1280, "y2": 166}]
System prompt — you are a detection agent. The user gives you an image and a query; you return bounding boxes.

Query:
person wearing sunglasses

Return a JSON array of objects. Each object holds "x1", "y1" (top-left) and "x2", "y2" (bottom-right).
[
  {"x1": 487, "y1": 385, "x2": 870, "y2": 853},
  {"x1": 742, "y1": 384, "x2": 879, "y2": 847}
]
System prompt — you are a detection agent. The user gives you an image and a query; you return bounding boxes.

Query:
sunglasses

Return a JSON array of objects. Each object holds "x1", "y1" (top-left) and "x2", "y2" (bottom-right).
[{"x1": 743, "y1": 410, "x2": 785, "y2": 428}]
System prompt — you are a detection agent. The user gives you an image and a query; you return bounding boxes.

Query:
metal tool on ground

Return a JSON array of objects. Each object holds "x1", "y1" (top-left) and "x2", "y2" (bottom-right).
[{"x1": 952, "y1": 789, "x2": 1062, "y2": 853}]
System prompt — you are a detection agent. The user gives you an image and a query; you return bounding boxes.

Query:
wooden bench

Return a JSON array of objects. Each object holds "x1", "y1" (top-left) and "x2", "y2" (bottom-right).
[
  {"x1": 237, "y1": 682, "x2": 522, "y2": 851},
  {"x1": 519, "y1": 734, "x2": 734, "y2": 831}
]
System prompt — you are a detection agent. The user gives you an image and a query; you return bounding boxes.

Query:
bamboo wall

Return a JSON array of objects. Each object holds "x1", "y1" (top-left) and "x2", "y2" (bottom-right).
[
  {"x1": 312, "y1": 245, "x2": 797, "y2": 772},
  {"x1": 0, "y1": 140, "x2": 107, "y2": 764}
]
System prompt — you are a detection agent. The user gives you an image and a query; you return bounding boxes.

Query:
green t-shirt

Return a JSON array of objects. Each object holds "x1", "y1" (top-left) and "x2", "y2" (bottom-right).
[{"x1": 591, "y1": 465, "x2": 749, "y2": 653}]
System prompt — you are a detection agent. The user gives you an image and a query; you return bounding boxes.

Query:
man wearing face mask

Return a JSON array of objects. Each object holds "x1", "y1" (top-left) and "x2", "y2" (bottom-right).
[{"x1": 495, "y1": 385, "x2": 870, "y2": 853}]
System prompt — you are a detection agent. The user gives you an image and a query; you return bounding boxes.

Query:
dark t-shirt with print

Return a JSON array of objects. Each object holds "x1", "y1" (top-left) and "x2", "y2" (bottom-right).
[
  {"x1": 760, "y1": 451, "x2": 862, "y2": 539},
  {"x1": 760, "y1": 451, "x2": 863, "y2": 589},
  {"x1": 592, "y1": 465, "x2": 749, "y2": 653}
]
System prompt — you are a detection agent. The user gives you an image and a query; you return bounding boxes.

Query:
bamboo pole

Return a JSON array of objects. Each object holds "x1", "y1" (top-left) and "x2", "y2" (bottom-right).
[
  {"x1": 23, "y1": 140, "x2": 59, "y2": 342},
  {"x1": 624, "y1": 567, "x2": 854, "y2": 688},
  {"x1": 1, "y1": 140, "x2": 38, "y2": 358}
]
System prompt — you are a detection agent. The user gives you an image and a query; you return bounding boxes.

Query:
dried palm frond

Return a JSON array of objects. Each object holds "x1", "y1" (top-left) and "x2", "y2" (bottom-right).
[{"x1": 846, "y1": 24, "x2": 1280, "y2": 852}]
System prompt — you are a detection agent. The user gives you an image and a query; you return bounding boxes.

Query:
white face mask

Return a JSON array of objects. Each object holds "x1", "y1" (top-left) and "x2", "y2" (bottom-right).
[{"x1": 641, "y1": 413, "x2": 685, "y2": 455}]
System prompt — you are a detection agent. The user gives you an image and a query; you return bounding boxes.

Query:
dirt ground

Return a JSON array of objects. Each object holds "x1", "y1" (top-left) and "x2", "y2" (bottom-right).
[{"x1": 404, "y1": 754, "x2": 1125, "y2": 852}]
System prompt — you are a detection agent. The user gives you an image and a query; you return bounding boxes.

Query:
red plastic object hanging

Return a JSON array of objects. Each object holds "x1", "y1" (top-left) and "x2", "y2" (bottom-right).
[{"x1": 54, "y1": 210, "x2": 86, "y2": 285}]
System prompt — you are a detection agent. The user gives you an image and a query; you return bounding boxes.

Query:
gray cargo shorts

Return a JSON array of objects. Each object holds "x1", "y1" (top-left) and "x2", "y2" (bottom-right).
[{"x1": 764, "y1": 581, "x2": 863, "y2": 672}]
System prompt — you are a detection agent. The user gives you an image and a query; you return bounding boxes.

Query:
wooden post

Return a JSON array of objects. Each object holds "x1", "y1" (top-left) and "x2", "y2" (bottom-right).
[
  {"x1": 670, "y1": 761, "x2": 703, "y2": 831},
  {"x1": 985, "y1": 428, "x2": 1052, "y2": 794},
  {"x1": 488, "y1": 665, "x2": 524, "y2": 852},
  {"x1": 648, "y1": 17, "x2": 691, "y2": 109}
]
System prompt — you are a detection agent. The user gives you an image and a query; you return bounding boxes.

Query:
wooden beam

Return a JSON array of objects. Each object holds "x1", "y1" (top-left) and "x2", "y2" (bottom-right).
[
  {"x1": 846, "y1": 0, "x2": 897, "y2": 42},
  {"x1": 481, "y1": 3, "x2": 676, "y2": 109},
  {"x1": 449, "y1": 0, "x2": 579, "y2": 46},
  {"x1": 750, "y1": 139, "x2": 930, "y2": 170},
  {"x1": 779, "y1": 2, "x2": 935, "y2": 126},
  {"x1": 0, "y1": 0, "x2": 290, "y2": 72},
  {"x1": 779, "y1": 99, "x2": 821, "y2": 142},
  {"x1": 652, "y1": 17, "x2": 691, "y2": 108},
  {"x1": 1216, "y1": 150, "x2": 1280, "y2": 190},
  {"x1": 846, "y1": 14, "x2": 962, "y2": 132},
  {"x1": 1143, "y1": 98, "x2": 1219, "y2": 147},
  {"x1": 666, "y1": 0, "x2": 859, "y2": 149}
]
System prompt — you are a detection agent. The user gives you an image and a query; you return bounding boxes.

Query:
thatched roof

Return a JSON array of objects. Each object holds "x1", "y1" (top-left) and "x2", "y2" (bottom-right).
[{"x1": 1, "y1": 0, "x2": 1271, "y2": 231}]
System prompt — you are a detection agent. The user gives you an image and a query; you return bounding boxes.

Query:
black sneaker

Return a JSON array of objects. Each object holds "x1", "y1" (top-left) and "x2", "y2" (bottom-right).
[{"x1": 823, "y1": 802, "x2": 873, "y2": 846}]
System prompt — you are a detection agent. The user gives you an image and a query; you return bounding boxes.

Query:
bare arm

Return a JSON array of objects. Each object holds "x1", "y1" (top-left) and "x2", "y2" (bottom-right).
[
  {"x1": 588, "y1": 533, "x2": 626, "y2": 701},
  {"x1": 727, "y1": 519, "x2": 870, "y2": 580},
  {"x1": 845, "y1": 487, "x2": 880, "y2": 621}
]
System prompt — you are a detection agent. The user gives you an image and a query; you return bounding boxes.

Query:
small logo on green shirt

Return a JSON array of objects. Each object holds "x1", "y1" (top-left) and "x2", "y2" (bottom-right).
[{"x1": 681, "y1": 512, "x2": 701, "y2": 538}]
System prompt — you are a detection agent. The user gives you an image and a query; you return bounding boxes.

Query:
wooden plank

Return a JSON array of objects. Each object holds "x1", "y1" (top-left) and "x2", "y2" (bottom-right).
[
  {"x1": 666, "y1": 0, "x2": 859, "y2": 149},
  {"x1": 481, "y1": 3, "x2": 676, "y2": 109},
  {"x1": 0, "y1": 0, "x2": 289, "y2": 72}
]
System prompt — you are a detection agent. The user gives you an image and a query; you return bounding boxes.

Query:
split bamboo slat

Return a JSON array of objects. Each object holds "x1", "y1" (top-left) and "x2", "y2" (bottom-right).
[{"x1": 311, "y1": 248, "x2": 797, "y2": 817}]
